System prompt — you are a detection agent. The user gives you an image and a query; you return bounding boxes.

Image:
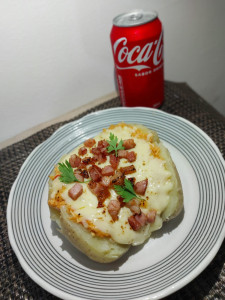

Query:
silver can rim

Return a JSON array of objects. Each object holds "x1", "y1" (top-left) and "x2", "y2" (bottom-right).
[{"x1": 112, "y1": 9, "x2": 158, "y2": 27}]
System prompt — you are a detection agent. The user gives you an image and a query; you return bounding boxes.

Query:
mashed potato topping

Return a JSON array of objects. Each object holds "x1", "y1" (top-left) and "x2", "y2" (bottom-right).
[{"x1": 48, "y1": 123, "x2": 182, "y2": 248}]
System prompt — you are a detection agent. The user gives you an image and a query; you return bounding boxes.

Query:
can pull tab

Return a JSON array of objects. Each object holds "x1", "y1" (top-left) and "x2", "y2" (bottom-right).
[{"x1": 129, "y1": 12, "x2": 143, "y2": 21}]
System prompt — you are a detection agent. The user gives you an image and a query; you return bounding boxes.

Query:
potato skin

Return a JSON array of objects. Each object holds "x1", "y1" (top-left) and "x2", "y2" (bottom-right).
[
  {"x1": 50, "y1": 206, "x2": 130, "y2": 263},
  {"x1": 158, "y1": 145, "x2": 183, "y2": 221},
  {"x1": 48, "y1": 124, "x2": 183, "y2": 263}
]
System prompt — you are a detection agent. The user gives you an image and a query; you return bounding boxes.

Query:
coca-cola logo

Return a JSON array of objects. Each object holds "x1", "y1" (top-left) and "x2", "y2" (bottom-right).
[{"x1": 113, "y1": 31, "x2": 163, "y2": 71}]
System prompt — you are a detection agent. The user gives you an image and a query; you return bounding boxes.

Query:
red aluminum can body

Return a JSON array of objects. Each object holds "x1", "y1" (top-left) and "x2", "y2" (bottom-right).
[{"x1": 110, "y1": 10, "x2": 164, "y2": 108}]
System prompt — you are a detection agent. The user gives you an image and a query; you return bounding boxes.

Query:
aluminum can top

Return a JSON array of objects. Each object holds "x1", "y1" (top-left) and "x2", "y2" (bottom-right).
[{"x1": 112, "y1": 9, "x2": 158, "y2": 27}]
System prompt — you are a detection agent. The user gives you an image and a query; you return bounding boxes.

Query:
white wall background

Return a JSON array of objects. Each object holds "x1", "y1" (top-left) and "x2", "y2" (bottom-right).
[{"x1": 0, "y1": 0, "x2": 225, "y2": 144}]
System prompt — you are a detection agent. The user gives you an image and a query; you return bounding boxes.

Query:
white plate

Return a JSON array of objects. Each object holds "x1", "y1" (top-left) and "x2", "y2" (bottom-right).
[{"x1": 7, "y1": 107, "x2": 225, "y2": 300}]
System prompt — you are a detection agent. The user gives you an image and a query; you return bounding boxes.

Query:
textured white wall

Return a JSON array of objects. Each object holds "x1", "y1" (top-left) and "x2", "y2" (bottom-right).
[{"x1": 0, "y1": 0, "x2": 224, "y2": 143}]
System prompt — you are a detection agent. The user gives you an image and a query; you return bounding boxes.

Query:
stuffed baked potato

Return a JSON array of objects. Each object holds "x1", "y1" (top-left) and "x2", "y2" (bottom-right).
[{"x1": 48, "y1": 123, "x2": 183, "y2": 263}]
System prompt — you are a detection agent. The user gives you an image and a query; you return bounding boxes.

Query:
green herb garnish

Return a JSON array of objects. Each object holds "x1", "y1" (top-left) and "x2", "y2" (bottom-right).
[
  {"x1": 114, "y1": 179, "x2": 142, "y2": 203},
  {"x1": 107, "y1": 132, "x2": 124, "y2": 157},
  {"x1": 58, "y1": 160, "x2": 81, "y2": 184}
]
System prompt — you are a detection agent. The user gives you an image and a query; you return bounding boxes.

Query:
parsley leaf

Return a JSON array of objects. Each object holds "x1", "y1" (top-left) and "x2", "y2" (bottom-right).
[
  {"x1": 114, "y1": 179, "x2": 142, "y2": 203},
  {"x1": 58, "y1": 160, "x2": 80, "y2": 184},
  {"x1": 107, "y1": 132, "x2": 124, "y2": 157}
]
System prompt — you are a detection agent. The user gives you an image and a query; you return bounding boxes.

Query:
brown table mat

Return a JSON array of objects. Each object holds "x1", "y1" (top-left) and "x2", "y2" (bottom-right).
[{"x1": 1, "y1": 81, "x2": 225, "y2": 300}]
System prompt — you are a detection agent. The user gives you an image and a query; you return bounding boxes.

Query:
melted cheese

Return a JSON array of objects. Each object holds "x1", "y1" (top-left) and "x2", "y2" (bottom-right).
[{"x1": 48, "y1": 123, "x2": 174, "y2": 246}]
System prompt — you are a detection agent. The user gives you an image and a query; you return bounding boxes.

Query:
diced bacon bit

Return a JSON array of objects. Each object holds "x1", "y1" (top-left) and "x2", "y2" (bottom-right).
[
  {"x1": 74, "y1": 168, "x2": 89, "y2": 179},
  {"x1": 88, "y1": 181, "x2": 100, "y2": 195},
  {"x1": 128, "y1": 177, "x2": 136, "y2": 185},
  {"x1": 107, "y1": 199, "x2": 121, "y2": 221},
  {"x1": 82, "y1": 157, "x2": 92, "y2": 165},
  {"x1": 102, "y1": 165, "x2": 115, "y2": 176},
  {"x1": 128, "y1": 211, "x2": 147, "y2": 231},
  {"x1": 88, "y1": 181, "x2": 110, "y2": 207},
  {"x1": 68, "y1": 183, "x2": 83, "y2": 200},
  {"x1": 77, "y1": 157, "x2": 94, "y2": 169},
  {"x1": 126, "y1": 198, "x2": 141, "y2": 214},
  {"x1": 123, "y1": 139, "x2": 136, "y2": 150},
  {"x1": 80, "y1": 169, "x2": 89, "y2": 179},
  {"x1": 91, "y1": 147, "x2": 107, "y2": 163},
  {"x1": 117, "y1": 196, "x2": 126, "y2": 207},
  {"x1": 97, "y1": 140, "x2": 109, "y2": 157},
  {"x1": 134, "y1": 211, "x2": 148, "y2": 226},
  {"x1": 78, "y1": 147, "x2": 87, "y2": 156},
  {"x1": 128, "y1": 209, "x2": 156, "y2": 231},
  {"x1": 97, "y1": 140, "x2": 109, "y2": 149},
  {"x1": 90, "y1": 156, "x2": 98, "y2": 164},
  {"x1": 109, "y1": 154, "x2": 120, "y2": 169},
  {"x1": 88, "y1": 165, "x2": 102, "y2": 182},
  {"x1": 69, "y1": 154, "x2": 81, "y2": 168},
  {"x1": 73, "y1": 171, "x2": 84, "y2": 182},
  {"x1": 97, "y1": 190, "x2": 111, "y2": 207},
  {"x1": 82, "y1": 156, "x2": 98, "y2": 166},
  {"x1": 120, "y1": 165, "x2": 136, "y2": 175},
  {"x1": 78, "y1": 162, "x2": 86, "y2": 170},
  {"x1": 146, "y1": 209, "x2": 157, "y2": 224},
  {"x1": 101, "y1": 176, "x2": 111, "y2": 187},
  {"x1": 118, "y1": 149, "x2": 128, "y2": 158},
  {"x1": 126, "y1": 151, "x2": 137, "y2": 162},
  {"x1": 128, "y1": 215, "x2": 142, "y2": 231},
  {"x1": 134, "y1": 179, "x2": 148, "y2": 195},
  {"x1": 118, "y1": 149, "x2": 136, "y2": 162},
  {"x1": 84, "y1": 138, "x2": 96, "y2": 148},
  {"x1": 91, "y1": 147, "x2": 101, "y2": 155},
  {"x1": 95, "y1": 153, "x2": 107, "y2": 164},
  {"x1": 100, "y1": 148, "x2": 108, "y2": 156},
  {"x1": 111, "y1": 171, "x2": 125, "y2": 186}
]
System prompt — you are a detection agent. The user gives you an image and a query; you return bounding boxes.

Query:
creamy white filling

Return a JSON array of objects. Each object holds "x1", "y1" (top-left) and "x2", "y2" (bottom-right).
[{"x1": 49, "y1": 125, "x2": 173, "y2": 245}]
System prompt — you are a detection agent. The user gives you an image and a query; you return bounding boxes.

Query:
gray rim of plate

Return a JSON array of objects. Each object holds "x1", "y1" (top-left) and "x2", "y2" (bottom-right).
[{"x1": 7, "y1": 107, "x2": 225, "y2": 300}]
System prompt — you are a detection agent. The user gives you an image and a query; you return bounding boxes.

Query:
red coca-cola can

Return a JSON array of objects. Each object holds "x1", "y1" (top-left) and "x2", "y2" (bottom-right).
[{"x1": 110, "y1": 9, "x2": 164, "y2": 108}]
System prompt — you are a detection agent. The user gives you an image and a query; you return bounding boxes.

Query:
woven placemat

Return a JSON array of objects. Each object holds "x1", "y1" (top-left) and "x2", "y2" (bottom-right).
[{"x1": 0, "y1": 81, "x2": 224, "y2": 300}]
